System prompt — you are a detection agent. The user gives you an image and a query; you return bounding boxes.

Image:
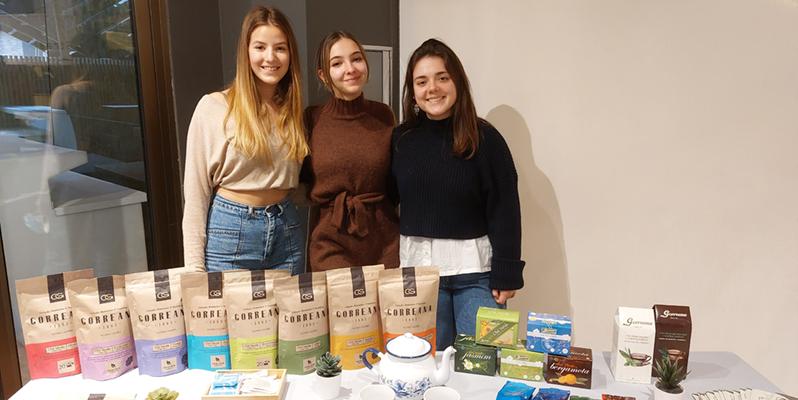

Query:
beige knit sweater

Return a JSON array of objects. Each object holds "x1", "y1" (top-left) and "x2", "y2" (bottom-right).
[{"x1": 182, "y1": 92, "x2": 300, "y2": 271}]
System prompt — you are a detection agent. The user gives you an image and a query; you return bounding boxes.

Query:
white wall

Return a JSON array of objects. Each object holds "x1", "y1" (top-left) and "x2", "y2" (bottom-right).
[{"x1": 401, "y1": 0, "x2": 798, "y2": 394}]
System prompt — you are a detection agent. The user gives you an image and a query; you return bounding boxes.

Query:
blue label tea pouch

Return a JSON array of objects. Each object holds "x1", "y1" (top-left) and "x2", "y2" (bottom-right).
[
  {"x1": 496, "y1": 381, "x2": 537, "y2": 400},
  {"x1": 181, "y1": 272, "x2": 230, "y2": 370},
  {"x1": 533, "y1": 388, "x2": 571, "y2": 400}
]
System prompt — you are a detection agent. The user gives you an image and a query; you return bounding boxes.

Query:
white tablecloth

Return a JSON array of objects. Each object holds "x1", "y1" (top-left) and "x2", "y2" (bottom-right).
[{"x1": 10, "y1": 352, "x2": 781, "y2": 400}]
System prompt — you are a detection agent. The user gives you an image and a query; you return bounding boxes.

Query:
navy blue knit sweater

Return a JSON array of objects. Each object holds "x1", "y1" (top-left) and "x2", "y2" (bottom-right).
[{"x1": 391, "y1": 114, "x2": 525, "y2": 290}]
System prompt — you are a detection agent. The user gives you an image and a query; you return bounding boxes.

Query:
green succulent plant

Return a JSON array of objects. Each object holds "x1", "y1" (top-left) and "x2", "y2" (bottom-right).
[
  {"x1": 653, "y1": 350, "x2": 690, "y2": 393},
  {"x1": 146, "y1": 387, "x2": 179, "y2": 400},
  {"x1": 316, "y1": 351, "x2": 342, "y2": 378}
]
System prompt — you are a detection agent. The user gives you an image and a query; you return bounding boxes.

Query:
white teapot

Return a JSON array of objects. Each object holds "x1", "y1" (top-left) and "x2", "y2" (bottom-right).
[{"x1": 362, "y1": 333, "x2": 456, "y2": 400}]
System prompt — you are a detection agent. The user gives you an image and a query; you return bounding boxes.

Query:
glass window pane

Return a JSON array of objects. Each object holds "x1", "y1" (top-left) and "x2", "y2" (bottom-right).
[{"x1": 0, "y1": 0, "x2": 150, "y2": 383}]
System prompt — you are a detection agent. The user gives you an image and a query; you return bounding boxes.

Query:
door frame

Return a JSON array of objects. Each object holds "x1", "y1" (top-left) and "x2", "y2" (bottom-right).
[
  {"x1": 0, "y1": 228, "x2": 21, "y2": 399},
  {"x1": 131, "y1": 0, "x2": 184, "y2": 271}
]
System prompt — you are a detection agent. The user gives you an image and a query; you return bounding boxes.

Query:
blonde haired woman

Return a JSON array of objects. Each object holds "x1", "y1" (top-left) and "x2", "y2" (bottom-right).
[{"x1": 183, "y1": 6, "x2": 308, "y2": 273}]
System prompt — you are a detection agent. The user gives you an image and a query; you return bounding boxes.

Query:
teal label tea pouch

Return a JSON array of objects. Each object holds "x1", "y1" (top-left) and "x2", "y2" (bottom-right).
[{"x1": 181, "y1": 272, "x2": 230, "y2": 371}]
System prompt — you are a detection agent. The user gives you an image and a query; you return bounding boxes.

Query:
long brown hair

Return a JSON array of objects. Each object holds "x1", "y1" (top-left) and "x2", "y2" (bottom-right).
[
  {"x1": 225, "y1": 6, "x2": 308, "y2": 162},
  {"x1": 315, "y1": 31, "x2": 369, "y2": 94},
  {"x1": 401, "y1": 38, "x2": 479, "y2": 159}
]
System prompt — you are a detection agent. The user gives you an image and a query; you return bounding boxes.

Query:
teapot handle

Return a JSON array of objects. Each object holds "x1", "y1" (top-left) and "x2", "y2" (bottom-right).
[{"x1": 362, "y1": 347, "x2": 381, "y2": 370}]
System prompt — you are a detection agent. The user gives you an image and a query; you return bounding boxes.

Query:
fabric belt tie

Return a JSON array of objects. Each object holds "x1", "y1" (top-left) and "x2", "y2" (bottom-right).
[{"x1": 329, "y1": 191, "x2": 385, "y2": 237}]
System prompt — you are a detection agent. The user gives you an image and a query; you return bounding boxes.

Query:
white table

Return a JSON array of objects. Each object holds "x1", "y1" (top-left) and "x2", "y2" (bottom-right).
[{"x1": 10, "y1": 352, "x2": 782, "y2": 400}]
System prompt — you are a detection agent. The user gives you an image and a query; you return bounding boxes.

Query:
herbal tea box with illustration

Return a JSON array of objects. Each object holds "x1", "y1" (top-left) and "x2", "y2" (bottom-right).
[
  {"x1": 526, "y1": 312, "x2": 572, "y2": 355},
  {"x1": 498, "y1": 340, "x2": 545, "y2": 381},
  {"x1": 610, "y1": 306, "x2": 656, "y2": 384},
  {"x1": 476, "y1": 307, "x2": 519, "y2": 348},
  {"x1": 545, "y1": 346, "x2": 593, "y2": 388},
  {"x1": 453, "y1": 334, "x2": 497, "y2": 376},
  {"x1": 652, "y1": 304, "x2": 692, "y2": 377}
]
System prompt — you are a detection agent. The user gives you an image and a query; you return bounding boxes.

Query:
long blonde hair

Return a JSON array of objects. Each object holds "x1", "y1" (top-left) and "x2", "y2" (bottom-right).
[{"x1": 225, "y1": 6, "x2": 308, "y2": 162}]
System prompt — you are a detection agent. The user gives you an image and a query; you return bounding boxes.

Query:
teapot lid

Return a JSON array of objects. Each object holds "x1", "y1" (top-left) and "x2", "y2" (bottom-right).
[{"x1": 386, "y1": 333, "x2": 432, "y2": 359}]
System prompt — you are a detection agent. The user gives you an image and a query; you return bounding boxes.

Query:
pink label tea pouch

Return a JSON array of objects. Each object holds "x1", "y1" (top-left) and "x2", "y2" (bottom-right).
[{"x1": 15, "y1": 268, "x2": 94, "y2": 379}]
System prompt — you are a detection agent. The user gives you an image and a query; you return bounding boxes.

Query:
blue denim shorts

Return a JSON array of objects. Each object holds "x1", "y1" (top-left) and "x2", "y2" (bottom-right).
[{"x1": 204, "y1": 194, "x2": 305, "y2": 274}]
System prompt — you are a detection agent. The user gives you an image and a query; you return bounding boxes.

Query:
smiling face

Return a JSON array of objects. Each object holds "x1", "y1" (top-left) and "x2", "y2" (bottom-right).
[
  {"x1": 412, "y1": 56, "x2": 457, "y2": 120},
  {"x1": 248, "y1": 24, "x2": 290, "y2": 93},
  {"x1": 325, "y1": 38, "x2": 368, "y2": 100}
]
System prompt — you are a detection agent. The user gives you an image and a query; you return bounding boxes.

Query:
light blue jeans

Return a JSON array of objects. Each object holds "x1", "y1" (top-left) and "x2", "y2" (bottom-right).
[
  {"x1": 436, "y1": 272, "x2": 505, "y2": 351},
  {"x1": 204, "y1": 194, "x2": 305, "y2": 274}
]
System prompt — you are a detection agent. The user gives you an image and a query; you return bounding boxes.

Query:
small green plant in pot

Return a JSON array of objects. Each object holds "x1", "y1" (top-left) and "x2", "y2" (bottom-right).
[
  {"x1": 653, "y1": 350, "x2": 690, "y2": 400},
  {"x1": 314, "y1": 352, "x2": 343, "y2": 400}
]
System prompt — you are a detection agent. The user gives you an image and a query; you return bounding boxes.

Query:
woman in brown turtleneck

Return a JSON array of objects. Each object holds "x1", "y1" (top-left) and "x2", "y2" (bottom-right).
[{"x1": 301, "y1": 31, "x2": 399, "y2": 271}]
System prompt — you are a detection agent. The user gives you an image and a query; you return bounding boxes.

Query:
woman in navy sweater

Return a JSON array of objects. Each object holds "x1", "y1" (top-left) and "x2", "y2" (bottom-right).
[{"x1": 392, "y1": 38, "x2": 526, "y2": 350}]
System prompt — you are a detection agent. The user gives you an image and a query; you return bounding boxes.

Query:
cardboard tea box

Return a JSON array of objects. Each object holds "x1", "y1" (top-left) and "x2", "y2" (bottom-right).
[
  {"x1": 652, "y1": 304, "x2": 692, "y2": 377},
  {"x1": 602, "y1": 395, "x2": 636, "y2": 400},
  {"x1": 545, "y1": 346, "x2": 593, "y2": 388},
  {"x1": 526, "y1": 312, "x2": 572, "y2": 355},
  {"x1": 476, "y1": 307, "x2": 519, "y2": 348},
  {"x1": 453, "y1": 334, "x2": 497, "y2": 376},
  {"x1": 499, "y1": 341, "x2": 544, "y2": 381},
  {"x1": 610, "y1": 306, "x2": 656, "y2": 384}
]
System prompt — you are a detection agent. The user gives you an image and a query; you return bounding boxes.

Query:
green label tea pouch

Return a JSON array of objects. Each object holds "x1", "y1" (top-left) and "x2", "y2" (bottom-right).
[
  {"x1": 274, "y1": 272, "x2": 329, "y2": 374},
  {"x1": 326, "y1": 265, "x2": 384, "y2": 369},
  {"x1": 224, "y1": 269, "x2": 289, "y2": 369}
]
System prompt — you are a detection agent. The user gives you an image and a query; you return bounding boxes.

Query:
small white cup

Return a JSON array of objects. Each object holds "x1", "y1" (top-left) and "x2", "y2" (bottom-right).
[
  {"x1": 423, "y1": 386, "x2": 461, "y2": 400},
  {"x1": 358, "y1": 384, "x2": 396, "y2": 400}
]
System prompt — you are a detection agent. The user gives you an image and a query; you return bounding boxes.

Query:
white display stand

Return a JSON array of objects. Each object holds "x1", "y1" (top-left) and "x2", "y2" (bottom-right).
[{"x1": 9, "y1": 352, "x2": 783, "y2": 400}]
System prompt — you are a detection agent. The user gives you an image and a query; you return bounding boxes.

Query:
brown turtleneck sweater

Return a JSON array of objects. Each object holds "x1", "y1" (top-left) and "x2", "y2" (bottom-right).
[{"x1": 302, "y1": 94, "x2": 399, "y2": 271}]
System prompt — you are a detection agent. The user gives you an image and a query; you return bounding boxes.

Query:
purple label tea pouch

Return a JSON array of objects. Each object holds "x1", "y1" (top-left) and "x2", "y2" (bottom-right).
[
  {"x1": 67, "y1": 275, "x2": 136, "y2": 380},
  {"x1": 125, "y1": 269, "x2": 188, "y2": 376}
]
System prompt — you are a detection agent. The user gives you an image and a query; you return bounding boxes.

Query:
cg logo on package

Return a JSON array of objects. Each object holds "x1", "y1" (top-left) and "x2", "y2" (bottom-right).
[
  {"x1": 353, "y1": 288, "x2": 365, "y2": 296},
  {"x1": 50, "y1": 292, "x2": 65, "y2": 301},
  {"x1": 404, "y1": 288, "x2": 417, "y2": 296},
  {"x1": 252, "y1": 290, "x2": 266, "y2": 299},
  {"x1": 100, "y1": 293, "x2": 115, "y2": 302},
  {"x1": 156, "y1": 291, "x2": 171, "y2": 299},
  {"x1": 300, "y1": 293, "x2": 314, "y2": 301},
  {"x1": 209, "y1": 289, "x2": 222, "y2": 298}
]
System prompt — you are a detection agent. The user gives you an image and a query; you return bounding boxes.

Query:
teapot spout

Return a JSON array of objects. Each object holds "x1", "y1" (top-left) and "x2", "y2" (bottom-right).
[{"x1": 432, "y1": 346, "x2": 456, "y2": 386}]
